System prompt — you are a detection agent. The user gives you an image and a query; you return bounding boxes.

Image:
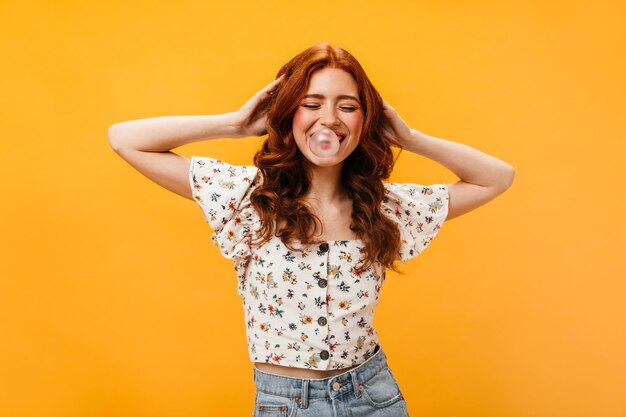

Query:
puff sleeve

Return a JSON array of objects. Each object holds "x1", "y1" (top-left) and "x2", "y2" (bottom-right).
[
  {"x1": 189, "y1": 156, "x2": 260, "y2": 295},
  {"x1": 382, "y1": 182, "x2": 449, "y2": 263}
]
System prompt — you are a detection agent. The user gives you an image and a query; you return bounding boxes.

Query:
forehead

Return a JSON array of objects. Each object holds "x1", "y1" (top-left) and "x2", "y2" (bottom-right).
[{"x1": 305, "y1": 67, "x2": 358, "y2": 96}]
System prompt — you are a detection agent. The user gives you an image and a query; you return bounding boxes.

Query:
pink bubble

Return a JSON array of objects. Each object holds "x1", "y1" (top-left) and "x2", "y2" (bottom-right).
[{"x1": 309, "y1": 128, "x2": 340, "y2": 157}]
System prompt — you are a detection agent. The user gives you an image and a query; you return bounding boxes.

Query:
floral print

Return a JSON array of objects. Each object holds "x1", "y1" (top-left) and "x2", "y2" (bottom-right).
[{"x1": 189, "y1": 156, "x2": 449, "y2": 370}]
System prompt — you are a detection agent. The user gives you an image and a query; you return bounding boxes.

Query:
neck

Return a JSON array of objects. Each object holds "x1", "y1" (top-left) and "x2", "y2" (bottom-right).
[{"x1": 304, "y1": 162, "x2": 349, "y2": 204}]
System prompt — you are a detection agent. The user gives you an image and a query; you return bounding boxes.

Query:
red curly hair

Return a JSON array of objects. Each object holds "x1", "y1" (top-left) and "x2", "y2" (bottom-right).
[{"x1": 249, "y1": 42, "x2": 407, "y2": 275}]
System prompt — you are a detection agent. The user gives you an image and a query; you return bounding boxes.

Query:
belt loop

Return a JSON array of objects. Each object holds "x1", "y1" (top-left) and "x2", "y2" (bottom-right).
[
  {"x1": 300, "y1": 379, "x2": 309, "y2": 408},
  {"x1": 350, "y1": 370, "x2": 361, "y2": 399}
]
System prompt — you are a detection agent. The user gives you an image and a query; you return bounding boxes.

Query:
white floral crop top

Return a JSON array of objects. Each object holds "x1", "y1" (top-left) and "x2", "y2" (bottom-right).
[{"x1": 189, "y1": 156, "x2": 449, "y2": 370}]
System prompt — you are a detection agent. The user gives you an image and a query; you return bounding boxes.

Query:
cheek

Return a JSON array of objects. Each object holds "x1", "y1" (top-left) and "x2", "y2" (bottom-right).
[
  {"x1": 292, "y1": 109, "x2": 309, "y2": 131},
  {"x1": 291, "y1": 110, "x2": 309, "y2": 151},
  {"x1": 350, "y1": 113, "x2": 364, "y2": 133}
]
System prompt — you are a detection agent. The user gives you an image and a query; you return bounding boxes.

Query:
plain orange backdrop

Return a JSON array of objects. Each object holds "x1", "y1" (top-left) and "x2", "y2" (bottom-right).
[{"x1": 1, "y1": 1, "x2": 625, "y2": 416}]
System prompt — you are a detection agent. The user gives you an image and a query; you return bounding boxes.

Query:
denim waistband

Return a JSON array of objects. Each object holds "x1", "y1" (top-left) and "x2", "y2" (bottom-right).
[{"x1": 252, "y1": 344, "x2": 387, "y2": 406}]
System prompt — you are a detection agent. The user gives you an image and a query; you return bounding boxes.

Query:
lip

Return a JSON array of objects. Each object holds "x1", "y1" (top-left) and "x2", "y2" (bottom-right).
[
  {"x1": 310, "y1": 129, "x2": 347, "y2": 141},
  {"x1": 334, "y1": 131, "x2": 347, "y2": 142}
]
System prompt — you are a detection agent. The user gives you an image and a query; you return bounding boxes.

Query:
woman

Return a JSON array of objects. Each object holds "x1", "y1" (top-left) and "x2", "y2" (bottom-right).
[{"x1": 108, "y1": 42, "x2": 514, "y2": 417}]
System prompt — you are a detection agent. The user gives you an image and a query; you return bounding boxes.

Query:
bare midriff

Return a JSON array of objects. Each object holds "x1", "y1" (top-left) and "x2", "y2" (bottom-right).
[{"x1": 254, "y1": 362, "x2": 358, "y2": 379}]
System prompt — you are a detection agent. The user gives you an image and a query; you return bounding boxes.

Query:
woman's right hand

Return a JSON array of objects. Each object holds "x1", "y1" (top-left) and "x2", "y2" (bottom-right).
[{"x1": 232, "y1": 75, "x2": 285, "y2": 138}]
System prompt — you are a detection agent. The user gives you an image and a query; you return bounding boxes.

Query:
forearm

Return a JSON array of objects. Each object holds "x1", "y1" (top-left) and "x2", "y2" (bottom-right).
[
  {"x1": 108, "y1": 113, "x2": 240, "y2": 152},
  {"x1": 404, "y1": 129, "x2": 515, "y2": 188}
]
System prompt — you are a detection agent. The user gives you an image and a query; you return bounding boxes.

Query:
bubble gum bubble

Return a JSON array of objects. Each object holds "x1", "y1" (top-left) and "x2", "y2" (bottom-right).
[{"x1": 309, "y1": 128, "x2": 340, "y2": 157}]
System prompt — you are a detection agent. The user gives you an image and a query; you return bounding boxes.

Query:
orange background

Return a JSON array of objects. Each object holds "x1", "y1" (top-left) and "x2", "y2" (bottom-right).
[{"x1": 2, "y1": 1, "x2": 625, "y2": 416}]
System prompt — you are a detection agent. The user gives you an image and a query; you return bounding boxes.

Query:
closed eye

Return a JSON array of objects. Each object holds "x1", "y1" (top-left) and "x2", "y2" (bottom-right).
[{"x1": 302, "y1": 104, "x2": 358, "y2": 111}]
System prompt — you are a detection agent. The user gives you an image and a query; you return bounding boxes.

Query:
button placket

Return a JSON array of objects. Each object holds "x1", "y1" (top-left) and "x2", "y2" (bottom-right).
[
  {"x1": 317, "y1": 241, "x2": 329, "y2": 289},
  {"x1": 317, "y1": 241, "x2": 331, "y2": 365}
]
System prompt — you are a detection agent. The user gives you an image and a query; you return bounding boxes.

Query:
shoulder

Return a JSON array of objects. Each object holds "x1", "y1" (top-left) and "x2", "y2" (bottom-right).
[
  {"x1": 190, "y1": 156, "x2": 259, "y2": 186},
  {"x1": 382, "y1": 182, "x2": 448, "y2": 212},
  {"x1": 382, "y1": 182, "x2": 450, "y2": 262}
]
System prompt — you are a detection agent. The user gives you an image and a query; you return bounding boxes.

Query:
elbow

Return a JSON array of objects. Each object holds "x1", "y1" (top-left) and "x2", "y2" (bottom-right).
[
  {"x1": 502, "y1": 165, "x2": 516, "y2": 189},
  {"x1": 108, "y1": 123, "x2": 124, "y2": 152}
]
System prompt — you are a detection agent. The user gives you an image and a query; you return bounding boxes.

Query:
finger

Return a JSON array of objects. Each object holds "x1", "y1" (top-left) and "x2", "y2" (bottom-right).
[
  {"x1": 266, "y1": 74, "x2": 284, "y2": 90},
  {"x1": 266, "y1": 74, "x2": 285, "y2": 94}
]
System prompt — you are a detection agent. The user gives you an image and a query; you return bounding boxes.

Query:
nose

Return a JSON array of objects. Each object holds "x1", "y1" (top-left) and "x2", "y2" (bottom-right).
[{"x1": 320, "y1": 106, "x2": 341, "y2": 127}]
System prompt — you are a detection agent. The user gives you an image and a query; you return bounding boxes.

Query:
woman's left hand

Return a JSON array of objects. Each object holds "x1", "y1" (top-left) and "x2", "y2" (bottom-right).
[{"x1": 381, "y1": 99, "x2": 413, "y2": 148}]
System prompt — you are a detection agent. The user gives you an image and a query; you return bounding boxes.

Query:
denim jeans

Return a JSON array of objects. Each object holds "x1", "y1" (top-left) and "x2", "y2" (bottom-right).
[{"x1": 252, "y1": 344, "x2": 410, "y2": 417}]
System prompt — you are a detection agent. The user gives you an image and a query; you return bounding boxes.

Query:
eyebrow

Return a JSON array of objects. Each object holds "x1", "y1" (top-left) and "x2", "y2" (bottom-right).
[{"x1": 302, "y1": 94, "x2": 360, "y2": 103}]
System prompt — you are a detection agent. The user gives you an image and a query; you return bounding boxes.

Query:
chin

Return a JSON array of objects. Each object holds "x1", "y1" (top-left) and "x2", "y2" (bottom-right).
[{"x1": 307, "y1": 156, "x2": 348, "y2": 168}]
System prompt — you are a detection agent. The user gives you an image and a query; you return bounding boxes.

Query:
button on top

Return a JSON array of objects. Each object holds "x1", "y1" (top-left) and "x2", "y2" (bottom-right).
[
  {"x1": 317, "y1": 316, "x2": 327, "y2": 326},
  {"x1": 319, "y1": 242, "x2": 329, "y2": 252},
  {"x1": 332, "y1": 381, "x2": 341, "y2": 391},
  {"x1": 318, "y1": 279, "x2": 327, "y2": 288},
  {"x1": 320, "y1": 350, "x2": 329, "y2": 360}
]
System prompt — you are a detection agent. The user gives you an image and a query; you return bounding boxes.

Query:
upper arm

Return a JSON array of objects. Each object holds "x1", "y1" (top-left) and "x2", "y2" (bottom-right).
[
  {"x1": 111, "y1": 147, "x2": 193, "y2": 200},
  {"x1": 445, "y1": 176, "x2": 514, "y2": 221}
]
